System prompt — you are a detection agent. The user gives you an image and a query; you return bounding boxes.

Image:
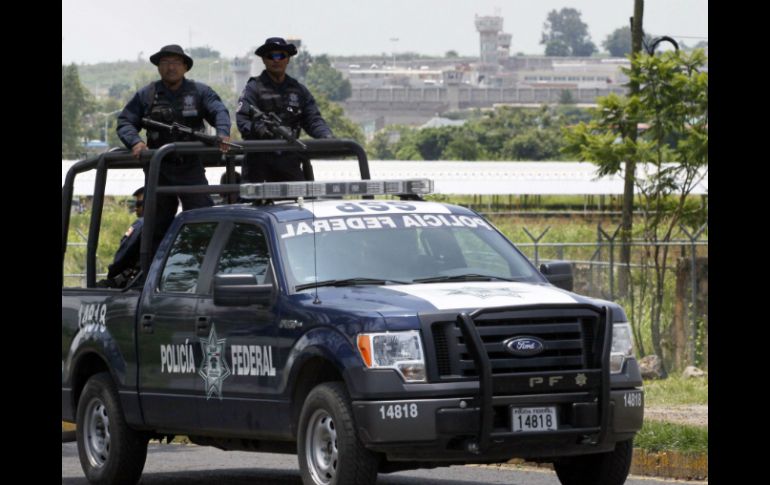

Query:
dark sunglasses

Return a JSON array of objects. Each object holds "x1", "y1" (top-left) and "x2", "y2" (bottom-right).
[
  {"x1": 134, "y1": 200, "x2": 144, "y2": 207},
  {"x1": 267, "y1": 52, "x2": 287, "y2": 60}
]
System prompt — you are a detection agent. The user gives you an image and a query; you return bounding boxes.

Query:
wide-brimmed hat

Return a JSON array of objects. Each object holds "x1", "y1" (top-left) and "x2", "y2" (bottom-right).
[
  {"x1": 150, "y1": 44, "x2": 193, "y2": 70},
  {"x1": 255, "y1": 37, "x2": 297, "y2": 57}
]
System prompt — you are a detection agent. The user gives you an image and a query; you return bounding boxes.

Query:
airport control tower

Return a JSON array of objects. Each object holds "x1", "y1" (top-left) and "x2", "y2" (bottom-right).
[
  {"x1": 231, "y1": 57, "x2": 251, "y2": 93},
  {"x1": 475, "y1": 14, "x2": 504, "y2": 68}
]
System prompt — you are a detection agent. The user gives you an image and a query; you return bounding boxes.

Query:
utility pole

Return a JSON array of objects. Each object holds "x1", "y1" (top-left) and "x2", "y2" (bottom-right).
[{"x1": 619, "y1": 0, "x2": 644, "y2": 297}]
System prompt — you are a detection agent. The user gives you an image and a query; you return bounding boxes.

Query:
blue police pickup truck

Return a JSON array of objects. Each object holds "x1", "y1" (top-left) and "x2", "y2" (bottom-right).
[{"x1": 62, "y1": 141, "x2": 643, "y2": 485}]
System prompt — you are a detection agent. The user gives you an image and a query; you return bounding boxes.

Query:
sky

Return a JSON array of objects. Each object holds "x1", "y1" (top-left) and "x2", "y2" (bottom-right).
[{"x1": 62, "y1": 0, "x2": 708, "y2": 65}]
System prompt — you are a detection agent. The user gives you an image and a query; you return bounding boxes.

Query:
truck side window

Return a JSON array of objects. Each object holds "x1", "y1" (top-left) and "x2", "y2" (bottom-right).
[
  {"x1": 216, "y1": 223, "x2": 270, "y2": 283},
  {"x1": 159, "y1": 222, "x2": 218, "y2": 293}
]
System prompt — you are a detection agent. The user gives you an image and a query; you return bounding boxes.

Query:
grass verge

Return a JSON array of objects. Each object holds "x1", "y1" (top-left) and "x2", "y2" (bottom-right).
[
  {"x1": 634, "y1": 420, "x2": 707, "y2": 454},
  {"x1": 644, "y1": 376, "x2": 708, "y2": 406}
]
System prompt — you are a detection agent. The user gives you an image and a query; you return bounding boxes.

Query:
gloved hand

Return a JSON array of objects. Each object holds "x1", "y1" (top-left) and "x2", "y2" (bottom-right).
[{"x1": 252, "y1": 123, "x2": 271, "y2": 138}]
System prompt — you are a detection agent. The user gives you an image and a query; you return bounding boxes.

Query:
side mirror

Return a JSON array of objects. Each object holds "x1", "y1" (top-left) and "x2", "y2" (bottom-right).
[
  {"x1": 539, "y1": 261, "x2": 573, "y2": 292},
  {"x1": 213, "y1": 274, "x2": 273, "y2": 307}
]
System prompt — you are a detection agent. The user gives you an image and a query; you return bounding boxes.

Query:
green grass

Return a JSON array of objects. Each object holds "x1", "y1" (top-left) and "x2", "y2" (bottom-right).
[
  {"x1": 634, "y1": 420, "x2": 708, "y2": 453},
  {"x1": 64, "y1": 197, "x2": 136, "y2": 284},
  {"x1": 644, "y1": 376, "x2": 708, "y2": 406}
]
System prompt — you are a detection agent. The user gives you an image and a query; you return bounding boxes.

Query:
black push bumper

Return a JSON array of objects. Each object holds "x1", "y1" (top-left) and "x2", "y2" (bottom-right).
[
  {"x1": 352, "y1": 388, "x2": 643, "y2": 460},
  {"x1": 351, "y1": 305, "x2": 644, "y2": 461}
]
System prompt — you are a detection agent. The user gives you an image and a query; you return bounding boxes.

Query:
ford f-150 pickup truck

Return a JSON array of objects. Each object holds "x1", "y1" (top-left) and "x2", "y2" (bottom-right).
[{"x1": 62, "y1": 141, "x2": 643, "y2": 485}]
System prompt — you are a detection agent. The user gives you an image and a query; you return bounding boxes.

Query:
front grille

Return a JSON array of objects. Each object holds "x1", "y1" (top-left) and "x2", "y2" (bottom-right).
[{"x1": 430, "y1": 309, "x2": 601, "y2": 378}]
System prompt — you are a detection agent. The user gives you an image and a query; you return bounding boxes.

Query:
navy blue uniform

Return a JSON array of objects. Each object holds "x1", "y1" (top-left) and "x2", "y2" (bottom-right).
[
  {"x1": 236, "y1": 71, "x2": 332, "y2": 182},
  {"x1": 117, "y1": 79, "x2": 231, "y2": 248},
  {"x1": 106, "y1": 218, "x2": 143, "y2": 284}
]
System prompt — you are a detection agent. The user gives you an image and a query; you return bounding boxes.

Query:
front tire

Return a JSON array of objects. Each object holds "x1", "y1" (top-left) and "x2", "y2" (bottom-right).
[
  {"x1": 553, "y1": 439, "x2": 634, "y2": 485},
  {"x1": 76, "y1": 372, "x2": 148, "y2": 485},
  {"x1": 297, "y1": 382, "x2": 379, "y2": 485}
]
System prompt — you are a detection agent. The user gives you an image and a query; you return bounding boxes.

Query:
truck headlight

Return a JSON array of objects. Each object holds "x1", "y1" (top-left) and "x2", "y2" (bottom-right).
[
  {"x1": 357, "y1": 331, "x2": 426, "y2": 382},
  {"x1": 610, "y1": 323, "x2": 635, "y2": 374}
]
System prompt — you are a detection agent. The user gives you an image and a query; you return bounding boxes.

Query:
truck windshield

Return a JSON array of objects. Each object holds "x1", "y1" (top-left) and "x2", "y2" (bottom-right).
[{"x1": 277, "y1": 213, "x2": 541, "y2": 291}]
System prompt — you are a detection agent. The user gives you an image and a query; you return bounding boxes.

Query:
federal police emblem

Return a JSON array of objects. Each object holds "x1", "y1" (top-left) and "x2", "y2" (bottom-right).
[{"x1": 198, "y1": 324, "x2": 231, "y2": 400}]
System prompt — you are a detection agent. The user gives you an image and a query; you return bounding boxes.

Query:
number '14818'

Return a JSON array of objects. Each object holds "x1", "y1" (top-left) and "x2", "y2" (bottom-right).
[{"x1": 379, "y1": 403, "x2": 418, "y2": 420}]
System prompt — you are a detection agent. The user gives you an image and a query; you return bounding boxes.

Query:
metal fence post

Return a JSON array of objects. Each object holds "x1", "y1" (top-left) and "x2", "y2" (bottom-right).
[
  {"x1": 598, "y1": 224, "x2": 621, "y2": 300},
  {"x1": 522, "y1": 226, "x2": 550, "y2": 267},
  {"x1": 680, "y1": 223, "x2": 708, "y2": 365}
]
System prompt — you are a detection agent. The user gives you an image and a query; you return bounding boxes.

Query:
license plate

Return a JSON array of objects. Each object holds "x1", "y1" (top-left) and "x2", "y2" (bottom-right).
[{"x1": 511, "y1": 406, "x2": 558, "y2": 432}]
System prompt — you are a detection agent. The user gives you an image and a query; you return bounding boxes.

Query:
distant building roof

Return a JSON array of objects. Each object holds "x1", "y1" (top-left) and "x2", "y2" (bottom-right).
[{"x1": 420, "y1": 117, "x2": 467, "y2": 129}]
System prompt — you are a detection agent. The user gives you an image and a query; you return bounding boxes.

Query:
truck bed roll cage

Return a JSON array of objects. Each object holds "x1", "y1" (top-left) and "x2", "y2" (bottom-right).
[{"x1": 61, "y1": 139, "x2": 371, "y2": 288}]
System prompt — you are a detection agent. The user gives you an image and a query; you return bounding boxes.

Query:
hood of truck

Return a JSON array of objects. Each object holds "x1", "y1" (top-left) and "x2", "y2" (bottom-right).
[{"x1": 302, "y1": 281, "x2": 595, "y2": 315}]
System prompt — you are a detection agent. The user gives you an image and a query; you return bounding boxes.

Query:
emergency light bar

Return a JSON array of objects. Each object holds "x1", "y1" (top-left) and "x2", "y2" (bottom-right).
[{"x1": 240, "y1": 179, "x2": 434, "y2": 200}]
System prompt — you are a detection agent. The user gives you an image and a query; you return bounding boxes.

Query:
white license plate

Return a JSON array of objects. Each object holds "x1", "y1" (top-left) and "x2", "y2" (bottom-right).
[{"x1": 511, "y1": 406, "x2": 558, "y2": 432}]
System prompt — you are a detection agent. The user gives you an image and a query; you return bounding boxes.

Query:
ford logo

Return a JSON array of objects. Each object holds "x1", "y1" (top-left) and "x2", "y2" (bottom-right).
[{"x1": 503, "y1": 336, "x2": 545, "y2": 357}]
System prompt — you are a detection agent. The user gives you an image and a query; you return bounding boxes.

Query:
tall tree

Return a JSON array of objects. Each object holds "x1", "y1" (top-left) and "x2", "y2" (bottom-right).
[
  {"x1": 62, "y1": 64, "x2": 87, "y2": 158},
  {"x1": 563, "y1": 49, "x2": 708, "y2": 375},
  {"x1": 540, "y1": 8, "x2": 597, "y2": 57},
  {"x1": 603, "y1": 25, "x2": 652, "y2": 57},
  {"x1": 603, "y1": 26, "x2": 633, "y2": 57},
  {"x1": 306, "y1": 55, "x2": 352, "y2": 101}
]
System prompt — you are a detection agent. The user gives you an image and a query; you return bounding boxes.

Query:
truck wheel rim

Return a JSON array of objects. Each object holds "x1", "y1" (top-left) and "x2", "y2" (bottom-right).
[
  {"x1": 84, "y1": 397, "x2": 111, "y2": 468},
  {"x1": 305, "y1": 409, "x2": 338, "y2": 485}
]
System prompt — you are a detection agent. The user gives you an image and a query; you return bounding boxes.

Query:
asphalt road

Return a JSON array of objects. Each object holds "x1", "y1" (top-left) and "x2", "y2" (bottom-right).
[{"x1": 62, "y1": 442, "x2": 699, "y2": 485}]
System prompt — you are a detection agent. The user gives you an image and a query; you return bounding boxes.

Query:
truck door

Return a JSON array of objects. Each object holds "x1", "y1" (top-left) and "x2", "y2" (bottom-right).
[
  {"x1": 193, "y1": 221, "x2": 281, "y2": 435},
  {"x1": 137, "y1": 221, "x2": 220, "y2": 428}
]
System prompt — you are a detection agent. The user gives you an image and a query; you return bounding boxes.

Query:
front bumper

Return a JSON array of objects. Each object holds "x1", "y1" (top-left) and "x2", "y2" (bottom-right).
[
  {"x1": 353, "y1": 389, "x2": 644, "y2": 461},
  {"x1": 353, "y1": 388, "x2": 643, "y2": 461},
  {"x1": 351, "y1": 305, "x2": 643, "y2": 462}
]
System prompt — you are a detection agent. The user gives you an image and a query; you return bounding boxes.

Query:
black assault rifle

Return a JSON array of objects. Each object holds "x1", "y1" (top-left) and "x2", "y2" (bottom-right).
[
  {"x1": 248, "y1": 105, "x2": 308, "y2": 150},
  {"x1": 141, "y1": 118, "x2": 244, "y2": 149}
]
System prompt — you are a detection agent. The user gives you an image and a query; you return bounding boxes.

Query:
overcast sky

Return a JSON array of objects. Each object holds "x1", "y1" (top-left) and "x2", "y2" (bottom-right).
[{"x1": 62, "y1": 0, "x2": 708, "y2": 65}]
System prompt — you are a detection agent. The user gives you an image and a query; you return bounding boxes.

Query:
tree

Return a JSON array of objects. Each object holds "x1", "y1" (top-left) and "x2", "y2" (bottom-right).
[
  {"x1": 108, "y1": 82, "x2": 131, "y2": 101},
  {"x1": 603, "y1": 26, "x2": 632, "y2": 57},
  {"x1": 604, "y1": 25, "x2": 653, "y2": 57},
  {"x1": 559, "y1": 89, "x2": 576, "y2": 105},
  {"x1": 305, "y1": 55, "x2": 352, "y2": 101},
  {"x1": 445, "y1": 50, "x2": 459, "y2": 58},
  {"x1": 443, "y1": 130, "x2": 482, "y2": 160},
  {"x1": 287, "y1": 50, "x2": 313, "y2": 82},
  {"x1": 62, "y1": 64, "x2": 87, "y2": 158},
  {"x1": 540, "y1": 8, "x2": 596, "y2": 57},
  {"x1": 312, "y1": 95, "x2": 364, "y2": 145},
  {"x1": 563, "y1": 49, "x2": 708, "y2": 375},
  {"x1": 367, "y1": 126, "x2": 414, "y2": 159},
  {"x1": 366, "y1": 105, "x2": 589, "y2": 161},
  {"x1": 188, "y1": 46, "x2": 220, "y2": 58}
]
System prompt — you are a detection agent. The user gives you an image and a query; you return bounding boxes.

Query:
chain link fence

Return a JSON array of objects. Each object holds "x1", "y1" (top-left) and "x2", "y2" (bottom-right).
[{"x1": 515, "y1": 223, "x2": 708, "y2": 373}]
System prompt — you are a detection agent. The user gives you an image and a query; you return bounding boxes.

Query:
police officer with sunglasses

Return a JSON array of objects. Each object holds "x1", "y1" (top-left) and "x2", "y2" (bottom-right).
[{"x1": 236, "y1": 37, "x2": 333, "y2": 182}]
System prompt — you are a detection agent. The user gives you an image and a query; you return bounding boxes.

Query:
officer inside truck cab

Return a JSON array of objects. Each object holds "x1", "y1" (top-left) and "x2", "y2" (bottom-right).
[
  {"x1": 116, "y1": 44, "x2": 232, "y2": 253},
  {"x1": 98, "y1": 187, "x2": 145, "y2": 288}
]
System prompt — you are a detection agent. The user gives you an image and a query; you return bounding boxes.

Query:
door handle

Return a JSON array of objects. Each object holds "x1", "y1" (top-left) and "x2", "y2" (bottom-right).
[
  {"x1": 141, "y1": 314, "x2": 154, "y2": 334},
  {"x1": 196, "y1": 316, "x2": 210, "y2": 333}
]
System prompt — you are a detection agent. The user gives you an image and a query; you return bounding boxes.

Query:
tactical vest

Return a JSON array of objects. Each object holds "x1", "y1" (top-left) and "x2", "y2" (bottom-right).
[
  {"x1": 250, "y1": 77, "x2": 304, "y2": 138},
  {"x1": 144, "y1": 81, "x2": 205, "y2": 148}
]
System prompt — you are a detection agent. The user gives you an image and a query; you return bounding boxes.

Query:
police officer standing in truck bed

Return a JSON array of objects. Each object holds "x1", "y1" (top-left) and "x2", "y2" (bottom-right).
[
  {"x1": 116, "y1": 44, "x2": 232, "y2": 251},
  {"x1": 236, "y1": 37, "x2": 333, "y2": 182}
]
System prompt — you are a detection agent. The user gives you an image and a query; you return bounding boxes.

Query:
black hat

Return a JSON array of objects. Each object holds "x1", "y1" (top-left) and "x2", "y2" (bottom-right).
[
  {"x1": 255, "y1": 37, "x2": 297, "y2": 57},
  {"x1": 150, "y1": 44, "x2": 193, "y2": 70}
]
